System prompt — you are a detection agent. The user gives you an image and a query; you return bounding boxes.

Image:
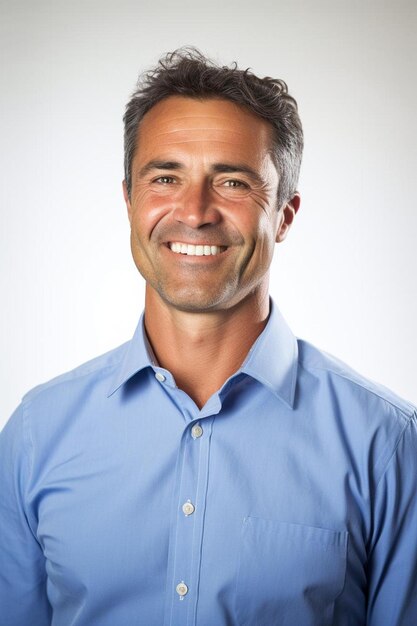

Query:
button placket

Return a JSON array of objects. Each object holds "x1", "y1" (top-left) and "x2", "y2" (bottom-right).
[{"x1": 171, "y1": 417, "x2": 214, "y2": 622}]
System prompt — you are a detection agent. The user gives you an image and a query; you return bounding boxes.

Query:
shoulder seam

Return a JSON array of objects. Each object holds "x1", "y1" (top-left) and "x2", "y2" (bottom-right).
[
  {"x1": 298, "y1": 361, "x2": 415, "y2": 419},
  {"x1": 22, "y1": 358, "x2": 124, "y2": 406},
  {"x1": 21, "y1": 401, "x2": 34, "y2": 502},
  {"x1": 21, "y1": 401, "x2": 44, "y2": 545},
  {"x1": 375, "y1": 415, "x2": 415, "y2": 490}
]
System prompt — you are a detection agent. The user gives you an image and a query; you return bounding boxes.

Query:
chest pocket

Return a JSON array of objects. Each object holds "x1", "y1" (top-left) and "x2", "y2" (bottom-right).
[{"x1": 235, "y1": 517, "x2": 348, "y2": 626}]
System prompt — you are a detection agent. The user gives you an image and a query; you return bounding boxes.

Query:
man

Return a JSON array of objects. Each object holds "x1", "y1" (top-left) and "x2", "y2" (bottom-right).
[{"x1": 1, "y1": 48, "x2": 416, "y2": 626}]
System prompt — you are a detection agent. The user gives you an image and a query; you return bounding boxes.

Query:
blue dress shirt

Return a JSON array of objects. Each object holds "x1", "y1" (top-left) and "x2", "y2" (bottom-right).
[{"x1": 1, "y1": 301, "x2": 417, "y2": 626}]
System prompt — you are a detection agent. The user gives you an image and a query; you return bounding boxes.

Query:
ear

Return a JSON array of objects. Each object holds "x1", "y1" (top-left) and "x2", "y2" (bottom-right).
[
  {"x1": 122, "y1": 180, "x2": 133, "y2": 225},
  {"x1": 276, "y1": 193, "x2": 301, "y2": 243}
]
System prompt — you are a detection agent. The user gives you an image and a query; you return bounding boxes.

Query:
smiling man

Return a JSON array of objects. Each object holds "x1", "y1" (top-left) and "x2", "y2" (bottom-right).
[
  {"x1": 1, "y1": 49, "x2": 416, "y2": 626},
  {"x1": 123, "y1": 93, "x2": 296, "y2": 408}
]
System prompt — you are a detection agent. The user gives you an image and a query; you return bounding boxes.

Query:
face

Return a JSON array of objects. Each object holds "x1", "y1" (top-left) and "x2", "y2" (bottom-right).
[{"x1": 123, "y1": 96, "x2": 298, "y2": 313}]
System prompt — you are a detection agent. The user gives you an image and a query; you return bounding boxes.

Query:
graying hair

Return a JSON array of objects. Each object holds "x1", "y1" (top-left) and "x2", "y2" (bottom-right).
[{"x1": 124, "y1": 47, "x2": 303, "y2": 209}]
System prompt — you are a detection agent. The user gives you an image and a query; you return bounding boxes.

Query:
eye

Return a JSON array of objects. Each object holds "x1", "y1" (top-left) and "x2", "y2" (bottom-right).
[
  {"x1": 153, "y1": 175, "x2": 177, "y2": 184},
  {"x1": 215, "y1": 178, "x2": 251, "y2": 198},
  {"x1": 223, "y1": 179, "x2": 249, "y2": 189}
]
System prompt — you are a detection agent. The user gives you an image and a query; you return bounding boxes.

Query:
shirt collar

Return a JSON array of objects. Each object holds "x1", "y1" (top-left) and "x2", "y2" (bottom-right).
[
  {"x1": 107, "y1": 312, "x2": 154, "y2": 397},
  {"x1": 107, "y1": 299, "x2": 298, "y2": 409},
  {"x1": 239, "y1": 299, "x2": 298, "y2": 409}
]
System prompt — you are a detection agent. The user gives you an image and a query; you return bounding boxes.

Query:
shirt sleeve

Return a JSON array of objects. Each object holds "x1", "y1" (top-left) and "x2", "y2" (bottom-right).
[
  {"x1": 0, "y1": 403, "x2": 52, "y2": 626},
  {"x1": 366, "y1": 411, "x2": 417, "y2": 625}
]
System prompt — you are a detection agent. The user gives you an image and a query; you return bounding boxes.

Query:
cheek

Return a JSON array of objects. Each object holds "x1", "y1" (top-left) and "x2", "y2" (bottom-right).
[
  {"x1": 240, "y1": 209, "x2": 275, "y2": 243},
  {"x1": 249, "y1": 215, "x2": 278, "y2": 260},
  {"x1": 131, "y1": 190, "x2": 174, "y2": 236}
]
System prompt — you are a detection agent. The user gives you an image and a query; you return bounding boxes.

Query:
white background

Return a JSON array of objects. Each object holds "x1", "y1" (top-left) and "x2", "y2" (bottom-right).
[{"x1": 1, "y1": 0, "x2": 416, "y2": 428}]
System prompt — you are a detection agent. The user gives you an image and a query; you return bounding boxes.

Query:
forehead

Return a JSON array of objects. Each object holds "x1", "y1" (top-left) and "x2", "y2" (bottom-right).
[{"x1": 134, "y1": 96, "x2": 274, "y2": 162}]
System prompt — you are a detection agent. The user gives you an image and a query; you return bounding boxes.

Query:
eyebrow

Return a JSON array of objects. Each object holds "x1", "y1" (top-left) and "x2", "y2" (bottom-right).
[
  {"x1": 138, "y1": 160, "x2": 265, "y2": 186},
  {"x1": 138, "y1": 161, "x2": 183, "y2": 177},
  {"x1": 211, "y1": 163, "x2": 265, "y2": 186}
]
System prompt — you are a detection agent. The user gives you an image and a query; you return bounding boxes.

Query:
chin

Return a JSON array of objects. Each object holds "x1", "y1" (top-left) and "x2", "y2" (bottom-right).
[{"x1": 158, "y1": 285, "x2": 234, "y2": 313}]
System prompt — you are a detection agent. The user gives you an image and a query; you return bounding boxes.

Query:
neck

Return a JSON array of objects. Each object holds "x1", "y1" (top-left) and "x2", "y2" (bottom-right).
[{"x1": 144, "y1": 287, "x2": 270, "y2": 409}]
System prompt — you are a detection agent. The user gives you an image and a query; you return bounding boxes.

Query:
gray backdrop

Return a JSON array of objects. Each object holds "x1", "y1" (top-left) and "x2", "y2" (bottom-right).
[{"x1": 1, "y1": 0, "x2": 416, "y2": 427}]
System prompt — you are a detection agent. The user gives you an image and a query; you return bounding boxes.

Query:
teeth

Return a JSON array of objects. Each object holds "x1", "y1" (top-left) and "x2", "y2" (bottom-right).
[{"x1": 169, "y1": 242, "x2": 225, "y2": 256}]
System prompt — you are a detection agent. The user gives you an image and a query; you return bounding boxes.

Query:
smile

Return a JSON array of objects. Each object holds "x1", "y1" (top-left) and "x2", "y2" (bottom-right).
[{"x1": 168, "y1": 242, "x2": 227, "y2": 256}]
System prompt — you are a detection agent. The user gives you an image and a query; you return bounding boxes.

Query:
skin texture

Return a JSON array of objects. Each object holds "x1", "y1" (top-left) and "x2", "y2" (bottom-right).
[{"x1": 123, "y1": 96, "x2": 300, "y2": 407}]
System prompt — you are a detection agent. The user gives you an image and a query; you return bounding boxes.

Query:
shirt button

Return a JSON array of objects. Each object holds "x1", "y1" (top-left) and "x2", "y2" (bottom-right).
[
  {"x1": 182, "y1": 501, "x2": 195, "y2": 516},
  {"x1": 176, "y1": 582, "x2": 188, "y2": 597},
  {"x1": 191, "y1": 423, "x2": 203, "y2": 439},
  {"x1": 155, "y1": 372, "x2": 166, "y2": 383}
]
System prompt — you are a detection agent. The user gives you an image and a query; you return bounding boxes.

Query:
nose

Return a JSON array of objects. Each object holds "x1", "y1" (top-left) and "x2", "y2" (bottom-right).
[{"x1": 172, "y1": 180, "x2": 221, "y2": 228}]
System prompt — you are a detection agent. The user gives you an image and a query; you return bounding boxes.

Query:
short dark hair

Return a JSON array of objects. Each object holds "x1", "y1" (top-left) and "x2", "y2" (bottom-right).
[{"x1": 123, "y1": 47, "x2": 303, "y2": 209}]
